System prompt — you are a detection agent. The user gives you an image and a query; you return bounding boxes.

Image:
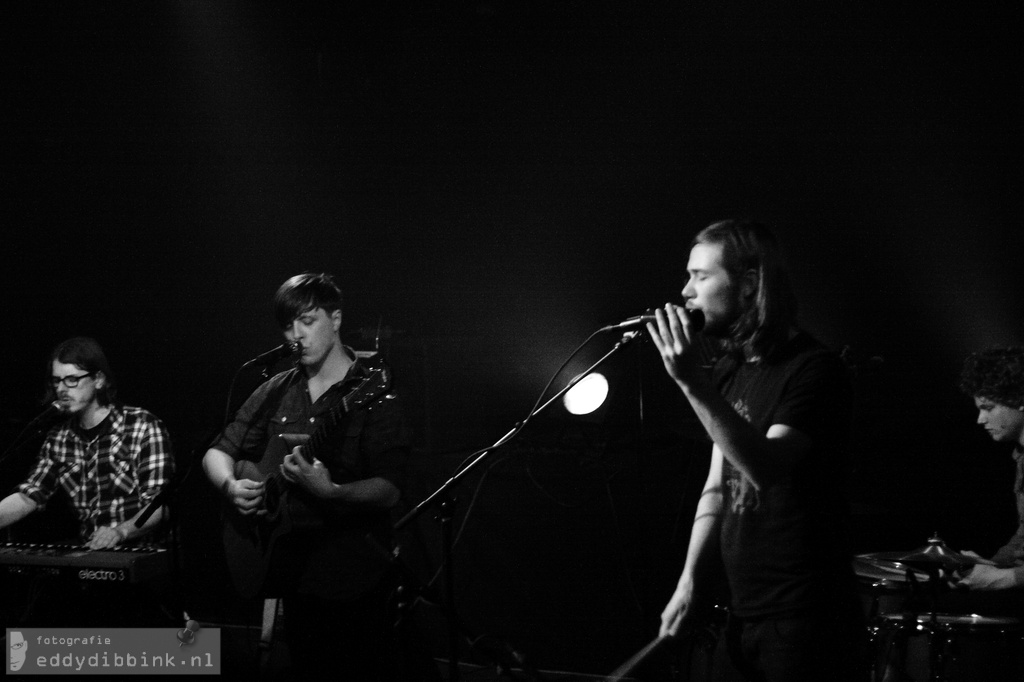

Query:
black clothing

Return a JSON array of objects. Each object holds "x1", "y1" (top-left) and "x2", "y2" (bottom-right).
[
  {"x1": 714, "y1": 332, "x2": 857, "y2": 620},
  {"x1": 213, "y1": 352, "x2": 411, "y2": 677},
  {"x1": 213, "y1": 355, "x2": 408, "y2": 601},
  {"x1": 711, "y1": 332, "x2": 868, "y2": 681}
]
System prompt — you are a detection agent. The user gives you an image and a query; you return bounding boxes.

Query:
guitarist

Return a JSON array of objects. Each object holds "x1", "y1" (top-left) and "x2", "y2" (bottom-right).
[{"x1": 203, "y1": 272, "x2": 410, "y2": 681}]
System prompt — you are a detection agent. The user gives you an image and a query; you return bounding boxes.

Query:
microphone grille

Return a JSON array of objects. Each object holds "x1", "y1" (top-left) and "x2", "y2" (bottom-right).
[{"x1": 688, "y1": 308, "x2": 705, "y2": 332}]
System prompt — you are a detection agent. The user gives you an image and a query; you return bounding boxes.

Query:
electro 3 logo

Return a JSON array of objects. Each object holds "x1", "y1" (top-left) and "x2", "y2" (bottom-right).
[{"x1": 78, "y1": 568, "x2": 127, "y2": 581}]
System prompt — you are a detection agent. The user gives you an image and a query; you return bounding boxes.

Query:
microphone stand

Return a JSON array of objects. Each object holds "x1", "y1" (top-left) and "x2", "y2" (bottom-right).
[
  {"x1": 0, "y1": 403, "x2": 66, "y2": 544},
  {"x1": 134, "y1": 476, "x2": 181, "y2": 530},
  {"x1": 0, "y1": 403, "x2": 64, "y2": 467},
  {"x1": 130, "y1": 427, "x2": 226, "y2": 632},
  {"x1": 394, "y1": 330, "x2": 645, "y2": 681}
]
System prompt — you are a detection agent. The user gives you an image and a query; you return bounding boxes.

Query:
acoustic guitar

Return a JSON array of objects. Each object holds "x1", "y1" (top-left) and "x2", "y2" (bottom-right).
[{"x1": 222, "y1": 359, "x2": 392, "y2": 598}]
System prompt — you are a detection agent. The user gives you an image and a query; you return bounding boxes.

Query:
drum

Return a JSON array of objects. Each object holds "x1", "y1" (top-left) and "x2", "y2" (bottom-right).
[
  {"x1": 853, "y1": 553, "x2": 931, "y2": 619},
  {"x1": 873, "y1": 612, "x2": 1024, "y2": 681}
]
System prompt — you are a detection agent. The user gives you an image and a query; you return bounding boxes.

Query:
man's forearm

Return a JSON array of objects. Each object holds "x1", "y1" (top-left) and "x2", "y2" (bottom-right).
[
  {"x1": 677, "y1": 448, "x2": 724, "y2": 589},
  {"x1": 678, "y1": 373, "x2": 797, "y2": 489},
  {"x1": 324, "y1": 477, "x2": 400, "y2": 508},
  {"x1": 679, "y1": 488, "x2": 723, "y2": 587},
  {"x1": 203, "y1": 448, "x2": 237, "y2": 493},
  {"x1": 0, "y1": 492, "x2": 38, "y2": 531},
  {"x1": 990, "y1": 524, "x2": 1024, "y2": 566}
]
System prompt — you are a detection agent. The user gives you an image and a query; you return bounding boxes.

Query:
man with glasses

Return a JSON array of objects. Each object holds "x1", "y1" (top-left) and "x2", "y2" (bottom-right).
[{"x1": 0, "y1": 336, "x2": 174, "y2": 549}]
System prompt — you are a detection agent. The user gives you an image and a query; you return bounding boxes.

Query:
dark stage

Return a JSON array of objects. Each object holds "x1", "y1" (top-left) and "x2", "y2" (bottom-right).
[{"x1": 2, "y1": 2, "x2": 1022, "y2": 679}]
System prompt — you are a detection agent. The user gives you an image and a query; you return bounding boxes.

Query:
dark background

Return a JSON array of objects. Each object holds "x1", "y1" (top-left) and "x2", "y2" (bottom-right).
[{"x1": 1, "y1": 1, "x2": 1022, "y2": 675}]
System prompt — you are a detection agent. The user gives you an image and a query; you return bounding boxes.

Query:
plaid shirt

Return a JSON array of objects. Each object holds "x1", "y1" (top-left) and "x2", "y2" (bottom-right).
[{"x1": 18, "y1": 404, "x2": 174, "y2": 542}]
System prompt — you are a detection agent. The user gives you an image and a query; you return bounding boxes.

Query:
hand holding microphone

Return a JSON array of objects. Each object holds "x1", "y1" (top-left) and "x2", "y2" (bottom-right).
[
  {"x1": 602, "y1": 305, "x2": 708, "y2": 331},
  {"x1": 645, "y1": 304, "x2": 707, "y2": 384},
  {"x1": 602, "y1": 307, "x2": 705, "y2": 333}
]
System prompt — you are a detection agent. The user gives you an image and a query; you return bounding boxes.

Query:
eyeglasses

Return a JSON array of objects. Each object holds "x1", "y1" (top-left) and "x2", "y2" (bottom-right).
[{"x1": 50, "y1": 373, "x2": 94, "y2": 388}]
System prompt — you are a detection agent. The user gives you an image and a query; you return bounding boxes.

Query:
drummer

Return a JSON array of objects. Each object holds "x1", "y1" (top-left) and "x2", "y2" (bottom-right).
[{"x1": 955, "y1": 346, "x2": 1024, "y2": 593}]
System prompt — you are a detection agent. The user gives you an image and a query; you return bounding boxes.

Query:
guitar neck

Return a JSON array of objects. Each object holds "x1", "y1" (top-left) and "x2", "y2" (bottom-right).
[
  {"x1": 297, "y1": 408, "x2": 345, "y2": 464},
  {"x1": 296, "y1": 362, "x2": 390, "y2": 465}
]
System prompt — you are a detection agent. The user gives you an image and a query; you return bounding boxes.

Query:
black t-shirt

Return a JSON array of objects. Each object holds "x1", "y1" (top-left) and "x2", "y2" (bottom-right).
[
  {"x1": 72, "y1": 413, "x2": 112, "y2": 441},
  {"x1": 715, "y1": 332, "x2": 857, "y2": 618}
]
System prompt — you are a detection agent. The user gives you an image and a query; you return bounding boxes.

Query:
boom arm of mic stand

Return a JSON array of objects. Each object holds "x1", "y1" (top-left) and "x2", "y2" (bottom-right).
[
  {"x1": 134, "y1": 481, "x2": 176, "y2": 528},
  {"x1": 0, "y1": 404, "x2": 64, "y2": 468},
  {"x1": 392, "y1": 331, "x2": 643, "y2": 681},
  {"x1": 396, "y1": 330, "x2": 642, "y2": 532}
]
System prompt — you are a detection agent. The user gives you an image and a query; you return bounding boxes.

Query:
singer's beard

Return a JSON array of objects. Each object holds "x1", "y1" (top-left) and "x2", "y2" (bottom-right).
[
  {"x1": 699, "y1": 314, "x2": 733, "y2": 339},
  {"x1": 697, "y1": 295, "x2": 747, "y2": 340},
  {"x1": 54, "y1": 397, "x2": 85, "y2": 415}
]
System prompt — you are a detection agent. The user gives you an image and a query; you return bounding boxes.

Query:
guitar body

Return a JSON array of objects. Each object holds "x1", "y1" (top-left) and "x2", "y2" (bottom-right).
[
  {"x1": 222, "y1": 434, "x2": 312, "y2": 599},
  {"x1": 221, "y1": 359, "x2": 392, "y2": 599}
]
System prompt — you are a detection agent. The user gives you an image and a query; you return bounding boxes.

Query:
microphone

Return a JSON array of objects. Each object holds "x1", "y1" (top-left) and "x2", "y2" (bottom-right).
[
  {"x1": 243, "y1": 341, "x2": 300, "y2": 366},
  {"x1": 601, "y1": 308, "x2": 705, "y2": 333},
  {"x1": 0, "y1": 401, "x2": 68, "y2": 458},
  {"x1": 28, "y1": 401, "x2": 66, "y2": 420}
]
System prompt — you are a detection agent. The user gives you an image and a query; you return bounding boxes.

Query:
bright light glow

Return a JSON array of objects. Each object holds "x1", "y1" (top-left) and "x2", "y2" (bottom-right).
[{"x1": 563, "y1": 373, "x2": 609, "y2": 415}]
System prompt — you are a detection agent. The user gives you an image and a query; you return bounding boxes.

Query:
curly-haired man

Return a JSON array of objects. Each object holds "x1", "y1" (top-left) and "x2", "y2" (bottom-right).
[{"x1": 958, "y1": 346, "x2": 1024, "y2": 590}]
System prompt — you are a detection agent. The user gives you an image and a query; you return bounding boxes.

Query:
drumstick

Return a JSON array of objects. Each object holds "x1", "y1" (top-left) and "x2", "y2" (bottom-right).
[{"x1": 604, "y1": 635, "x2": 670, "y2": 682}]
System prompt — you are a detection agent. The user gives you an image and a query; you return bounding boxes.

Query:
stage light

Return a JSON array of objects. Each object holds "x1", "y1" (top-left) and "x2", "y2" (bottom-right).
[{"x1": 563, "y1": 372, "x2": 609, "y2": 416}]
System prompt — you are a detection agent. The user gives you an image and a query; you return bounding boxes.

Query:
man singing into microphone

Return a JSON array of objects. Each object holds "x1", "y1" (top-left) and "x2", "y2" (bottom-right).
[
  {"x1": 649, "y1": 220, "x2": 866, "y2": 681},
  {"x1": 0, "y1": 336, "x2": 174, "y2": 548},
  {"x1": 202, "y1": 272, "x2": 411, "y2": 680}
]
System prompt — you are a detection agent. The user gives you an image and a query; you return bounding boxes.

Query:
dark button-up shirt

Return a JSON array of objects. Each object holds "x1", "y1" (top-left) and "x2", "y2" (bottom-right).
[
  {"x1": 990, "y1": 449, "x2": 1024, "y2": 586},
  {"x1": 213, "y1": 354, "x2": 409, "y2": 600}
]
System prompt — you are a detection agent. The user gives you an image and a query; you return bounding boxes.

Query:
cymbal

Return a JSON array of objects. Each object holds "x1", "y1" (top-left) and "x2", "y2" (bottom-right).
[
  {"x1": 853, "y1": 554, "x2": 929, "y2": 583},
  {"x1": 860, "y1": 534, "x2": 979, "y2": 571}
]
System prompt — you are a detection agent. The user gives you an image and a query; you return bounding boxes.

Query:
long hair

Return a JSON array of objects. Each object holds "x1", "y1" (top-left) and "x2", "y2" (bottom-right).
[
  {"x1": 46, "y1": 336, "x2": 117, "y2": 405},
  {"x1": 960, "y1": 346, "x2": 1024, "y2": 408},
  {"x1": 274, "y1": 272, "x2": 344, "y2": 328},
  {"x1": 694, "y1": 219, "x2": 798, "y2": 360}
]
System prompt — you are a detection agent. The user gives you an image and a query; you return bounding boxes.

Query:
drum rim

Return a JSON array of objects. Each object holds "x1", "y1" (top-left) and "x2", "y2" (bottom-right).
[{"x1": 878, "y1": 611, "x2": 1022, "y2": 627}]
